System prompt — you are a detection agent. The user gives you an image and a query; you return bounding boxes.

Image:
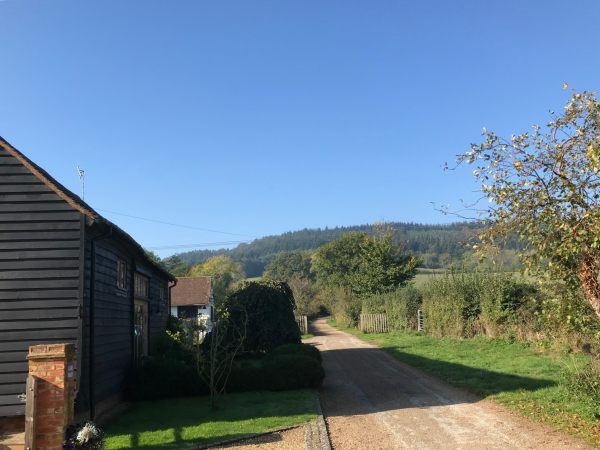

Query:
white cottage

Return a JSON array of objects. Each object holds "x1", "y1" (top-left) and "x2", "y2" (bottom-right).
[{"x1": 170, "y1": 276, "x2": 214, "y2": 331}]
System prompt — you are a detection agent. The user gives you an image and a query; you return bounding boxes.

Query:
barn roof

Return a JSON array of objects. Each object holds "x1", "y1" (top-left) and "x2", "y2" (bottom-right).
[
  {"x1": 0, "y1": 135, "x2": 175, "y2": 281},
  {"x1": 171, "y1": 277, "x2": 212, "y2": 306}
]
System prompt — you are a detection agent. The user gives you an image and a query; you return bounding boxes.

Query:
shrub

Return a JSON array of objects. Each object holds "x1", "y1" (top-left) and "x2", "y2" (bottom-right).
[
  {"x1": 478, "y1": 274, "x2": 538, "y2": 337},
  {"x1": 420, "y1": 271, "x2": 479, "y2": 338},
  {"x1": 262, "y1": 354, "x2": 325, "y2": 390},
  {"x1": 126, "y1": 358, "x2": 207, "y2": 401},
  {"x1": 318, "y1": 286, "x2": 360, "y2": 327},
  {"x1": 227, "y1": 359, "x2": 266, "y2": 392},
  {"x1": 265, "y1": 343, "x2": 322, "y2": 362},
  {"x1": 225, "y1": 280, "x2": 301, "y2": 353},
  {"x1": 565, "y1": 360, "x2": 600, "y2": 403},
  {"x1": 419, "y1": 271, "x2": 542, "y2": 338},
  {"x1": 153, "y1": 324, "x2": 195, "y2": 365}
]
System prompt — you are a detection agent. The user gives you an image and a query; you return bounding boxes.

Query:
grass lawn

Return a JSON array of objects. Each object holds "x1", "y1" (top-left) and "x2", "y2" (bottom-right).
[
  {"x1": 104, "y1": 390, "x2": 318, "y2": 450},
  {"x1": 331, "y1": 322, "x2": 600, "y2": 446}
]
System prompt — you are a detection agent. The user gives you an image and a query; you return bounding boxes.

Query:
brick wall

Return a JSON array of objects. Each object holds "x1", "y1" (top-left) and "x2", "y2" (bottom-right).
[{"x1": 26, "y1": 344, "x2": 76, "y2": 450}]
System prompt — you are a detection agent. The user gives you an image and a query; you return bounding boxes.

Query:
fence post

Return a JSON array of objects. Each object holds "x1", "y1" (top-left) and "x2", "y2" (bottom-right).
[
  {"x1": 295, "y1": 315, "x2": 308, "y2": 335},
  {"x1": 417, "y1": 309, "x2": 424, "y2": 332},
  {"x1": 24, "y1": 375, "x2": 37, "y2": 450}
]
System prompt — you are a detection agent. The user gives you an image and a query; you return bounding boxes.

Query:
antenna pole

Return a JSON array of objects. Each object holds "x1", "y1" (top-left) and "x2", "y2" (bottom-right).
[{"x1": 77, "y1": 166, "x2": 86, "y2": 200}]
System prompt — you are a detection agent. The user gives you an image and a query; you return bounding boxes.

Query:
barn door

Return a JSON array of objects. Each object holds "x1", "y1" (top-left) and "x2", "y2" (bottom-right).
[{"x1": 133, "y1": 300, "x2": 148, "y2": 364}]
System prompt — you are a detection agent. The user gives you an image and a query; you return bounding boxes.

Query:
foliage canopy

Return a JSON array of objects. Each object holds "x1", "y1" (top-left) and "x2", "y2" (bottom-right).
[
  {"x1": 459, "y1": 90, "x2": 600, "y2": 319},
  {"x1": 224, "y1": 280, "x2": 300, "y2": 353},
  {"x1": 189, "y1": 255, "x2": 245, "y2": 301},
  {"x1": 312, "y1": 230, "x2": 418, "y2": 297},
  {"x1": 263, "y1": 251, "x2": 314, "y2": 281}
]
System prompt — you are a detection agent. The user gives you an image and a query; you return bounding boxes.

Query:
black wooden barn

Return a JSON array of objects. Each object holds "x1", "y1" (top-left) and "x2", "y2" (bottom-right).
[{"x1": 0, "y1": 137, "x2": 176, "y2": 420}]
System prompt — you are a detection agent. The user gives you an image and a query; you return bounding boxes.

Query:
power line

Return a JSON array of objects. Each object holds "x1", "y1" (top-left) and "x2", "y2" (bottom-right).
[
  {"x1": 97, "y1": 208, "x2": 257, "y2": 238},
  {"x1": 146, "y1": 240, "x2": 251, "y2": 251}
]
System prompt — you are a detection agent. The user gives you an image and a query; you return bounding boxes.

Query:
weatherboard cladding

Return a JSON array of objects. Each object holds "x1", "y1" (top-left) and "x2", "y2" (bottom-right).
[
  {"x1": 0, "y1": 138, "x2": 174, "y2": 417},
  {"x1": 0, "y1": 147, "x2": 83, "y2": 416}
]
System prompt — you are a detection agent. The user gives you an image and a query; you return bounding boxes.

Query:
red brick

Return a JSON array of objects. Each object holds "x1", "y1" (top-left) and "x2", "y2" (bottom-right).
[{"x1": 27, "y1": 343, "x2": 76, "y2": 450}]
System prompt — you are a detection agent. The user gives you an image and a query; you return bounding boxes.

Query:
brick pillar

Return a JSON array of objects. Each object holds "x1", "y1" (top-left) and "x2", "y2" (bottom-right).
[{"x1": 26, "y1": 343, "x2": 77, "y2": 450}]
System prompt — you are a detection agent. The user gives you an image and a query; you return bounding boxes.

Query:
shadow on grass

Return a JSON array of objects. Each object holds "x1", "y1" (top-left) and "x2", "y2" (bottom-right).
[
  {"x1": 309, "y1": 321, "x2": 556, "y2": 418},
  {"x1": 104, "y1": 390, "x2": 314, "y2": 450}
]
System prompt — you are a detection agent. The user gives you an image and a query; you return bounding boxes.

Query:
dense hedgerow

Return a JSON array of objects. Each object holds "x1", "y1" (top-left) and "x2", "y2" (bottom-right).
[{"x1": 264, "y1": 343, "x2": 322, "y2": 362}]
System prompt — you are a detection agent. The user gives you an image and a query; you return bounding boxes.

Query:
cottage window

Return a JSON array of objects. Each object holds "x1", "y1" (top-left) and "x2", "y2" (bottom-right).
[
  {"x1": 159, "y1": 286, "x2": 165, "y2": 302},
  {"x1": 134, "y1": 273, "x2": 149, "y2": 299},
  {"x1": 116, "y1": 259, "x2": 127, "y2": 290}
]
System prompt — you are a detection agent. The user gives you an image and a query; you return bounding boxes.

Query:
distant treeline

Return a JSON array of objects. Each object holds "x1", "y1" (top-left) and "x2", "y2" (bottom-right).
[{"x1": 174, "y1": 221, "x2": 515, "y2": 277}]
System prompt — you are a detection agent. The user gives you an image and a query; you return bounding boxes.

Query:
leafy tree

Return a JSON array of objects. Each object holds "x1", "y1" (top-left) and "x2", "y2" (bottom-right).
[
  {"x1": 263, "y1": 251, "x2": 314, "y2": 281},
  {"x1": 161, "y1": 255, "x2": 190, "y2": 277},
  {"x1": 312, "y1": 230, "x2": 418, "y2": 297},
  {"x1": 189, "y1": 255, "x2": 245, "y2": 301},
  {"x1": 224, "y1": 280, "x2": 300, "y2": 353},
  {"x1": 311, "y1": 232, "x2": 367, "y2": 289},
  {"x1": 288, "y1": 276, "x2": 318, "y2": 316},
  {"x1": 144, "y1": 249, "x2": 162, "y2": 265},
  {"x1": 457, "y1": 89, "x2": 600, "y2": 320}
]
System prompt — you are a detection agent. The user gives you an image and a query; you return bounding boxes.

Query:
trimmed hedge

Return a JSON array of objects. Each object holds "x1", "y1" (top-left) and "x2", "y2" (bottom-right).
[
  {"x1": 265, "y1": 343, "x2": 322, "y2": 362},
  {"x1": 126, "y1": 358, "x2": 207, "y2": 401},
  {"x1": 129, "y1": 350, "x2": 326, "y2": 401},
  {"x1": 262, "y1": 355, "x2": 325, "y2": 390},
  {"x1": 225, "y1": 280, "x2": 301, "y2": 353}
]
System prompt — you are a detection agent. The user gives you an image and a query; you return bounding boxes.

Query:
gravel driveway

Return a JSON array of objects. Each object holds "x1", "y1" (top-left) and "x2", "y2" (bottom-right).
[{"x1": 306, "y1": 318, "x2": 593, "y2": 450}]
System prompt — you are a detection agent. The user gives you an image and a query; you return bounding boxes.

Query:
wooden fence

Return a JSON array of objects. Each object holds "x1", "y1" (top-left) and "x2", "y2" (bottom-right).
[
  {"x1": 296, "y1": 315, "x2": 308, "y2": 335},
  {"x1": 360, "y1": 313, "x2": 389, "y2": 333}
]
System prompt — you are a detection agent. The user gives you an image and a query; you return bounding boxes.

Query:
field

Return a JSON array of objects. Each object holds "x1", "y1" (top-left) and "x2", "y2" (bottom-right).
[
  {"x1": 333, "y1": 323, "x2": 600, "y2": 446},
  {"x1": 104, "y1": 390, "x2": 318, "y2": 450},
  {"x1": 411, "y1": 268, "x2": 533, "y2": 289}
]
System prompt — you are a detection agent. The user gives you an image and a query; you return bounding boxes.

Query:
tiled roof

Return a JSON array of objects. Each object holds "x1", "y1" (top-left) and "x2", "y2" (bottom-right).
[{"x1": 172, "y1": 277, "x2": 212, "y2": 306}]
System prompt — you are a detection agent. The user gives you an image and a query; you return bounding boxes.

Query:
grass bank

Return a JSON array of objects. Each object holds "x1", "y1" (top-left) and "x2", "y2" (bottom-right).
[
  {"x1": 104, "y1": 390, "x2": 318, "y2": 450},
  {"x1": 331, "y1": 321, "x2": 600, "y2": 446}
]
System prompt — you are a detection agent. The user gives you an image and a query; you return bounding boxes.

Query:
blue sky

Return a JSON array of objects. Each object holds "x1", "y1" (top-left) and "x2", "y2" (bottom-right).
[{"x1": 1, "y1": 1, "x2": 599, "y2": 256}]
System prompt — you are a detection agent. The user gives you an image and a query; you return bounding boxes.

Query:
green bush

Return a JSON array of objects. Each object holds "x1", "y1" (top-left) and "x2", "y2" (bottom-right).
[
  {"x1": 265, "y1": 343, "x2": 322, "y2": 362},
  {"x1": 227, "y1": 359, "x2": 266, "y2": 392},
  {"x1": 153, "y1": 320, "x2": 195, "y2": 365},
  {"x1": 420, "y1": 271, "x2": 536, "y2": 338},
  {"x1": 565, "y1": 360, "x2": 600, "y2": 403},
  {"x1": 262, "y1": 354, "x2": 325, "y2": 390},
  {"x1": 126, "y1": 358, "x2": 207, "y2": 401},
  {"x1": 225, "y1": 280, "x2": 301, "y2": 353},
  {"x1": 317, "y1": 286, "x2": 360, "y2": 327}
]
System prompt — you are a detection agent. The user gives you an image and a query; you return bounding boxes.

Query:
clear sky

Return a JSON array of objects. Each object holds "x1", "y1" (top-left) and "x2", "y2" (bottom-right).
[{"x1": 1, "y1": 0, "x2": 599, "y2": 256}]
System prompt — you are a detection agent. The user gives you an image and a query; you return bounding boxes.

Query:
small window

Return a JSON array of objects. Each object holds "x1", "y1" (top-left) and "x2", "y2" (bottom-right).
[
  {"x1": 159, "y1": 286, "x2": 166, "y2": 302},
  {"x1": 134, "y1": 273, "x2": 149, "y2": 299},
  {"x1": 117, "y1": 259, "x2": 127, "y2": 290}
]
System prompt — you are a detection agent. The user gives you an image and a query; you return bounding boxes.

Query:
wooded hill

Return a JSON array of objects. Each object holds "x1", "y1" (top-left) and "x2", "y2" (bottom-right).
[{"x1": 175, "y1": 222, "x2": 488, "y2": 277}]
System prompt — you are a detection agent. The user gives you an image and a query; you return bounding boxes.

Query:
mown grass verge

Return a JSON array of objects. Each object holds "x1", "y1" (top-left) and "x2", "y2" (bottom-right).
[
  {"x1": 330, "y1": 321, "x2": 600, "y2": 447},
  {"x1": 104, "y1": 390, "x2": 318, "y2": 450}
]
